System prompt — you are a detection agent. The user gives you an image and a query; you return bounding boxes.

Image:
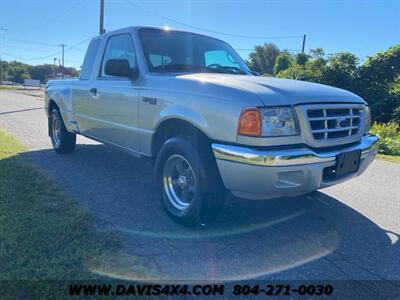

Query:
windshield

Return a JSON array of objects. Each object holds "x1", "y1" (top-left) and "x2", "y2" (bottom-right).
[{"x1": 139, "y1": 28, "x2": 252, "y2": 75}]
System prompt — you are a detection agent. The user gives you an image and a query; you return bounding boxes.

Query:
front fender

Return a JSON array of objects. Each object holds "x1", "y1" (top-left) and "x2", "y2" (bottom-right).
[{"x1": 155, "y1": 105, "x2": 210, "y2": 135}]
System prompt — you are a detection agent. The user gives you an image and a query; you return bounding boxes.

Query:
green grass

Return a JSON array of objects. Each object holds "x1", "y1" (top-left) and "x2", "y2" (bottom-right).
[
  {"x1": 0, "y1": 130, "x2": 118, "y2": 296},
  {"x1": 377, "y1": 154, "x2": 400, "y2": 163}
]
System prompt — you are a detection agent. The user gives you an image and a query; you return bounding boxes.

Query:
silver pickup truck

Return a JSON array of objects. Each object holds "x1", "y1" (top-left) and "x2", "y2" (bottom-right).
[{"x1": 45, "y1": 26, "x2": 378, "y2": 225}]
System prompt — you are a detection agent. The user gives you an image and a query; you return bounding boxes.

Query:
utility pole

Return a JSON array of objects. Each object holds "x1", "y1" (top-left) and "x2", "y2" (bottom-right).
[
  {"x1": 99, "y1": 0, "x2": 105, "y2": 34},
  {"x1": 301, "y1": 34, "x2": 306, "y2": 54},
  {"x1": 53, "y1": 57, "x2": 57, "y2": 78},
  {"x1": 58, "y1": 44, "x2": 66, "y2": 79},
  {"x1": 0, "y1": 27, "x2": 8, "y2": 86}
]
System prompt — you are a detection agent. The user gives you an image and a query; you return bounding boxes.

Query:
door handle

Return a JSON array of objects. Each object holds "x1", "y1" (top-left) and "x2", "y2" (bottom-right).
[
  {"x1": 89, "y1": 88, "x2": 97, "y2": 95},
  {"x1": 142, "y1": 97, "x2": 157, "y2": 105}
]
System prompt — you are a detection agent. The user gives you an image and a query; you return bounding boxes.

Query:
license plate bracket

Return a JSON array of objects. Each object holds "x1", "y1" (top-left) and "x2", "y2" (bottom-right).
[{"x1": 335, "y1": 149, "x2": 361, "y2": 177}]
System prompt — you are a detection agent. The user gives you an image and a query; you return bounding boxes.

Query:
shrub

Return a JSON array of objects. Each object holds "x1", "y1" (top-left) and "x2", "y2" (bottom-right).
[{"x1": 371, "y1": 122, "x2": 400, "y2": 155}]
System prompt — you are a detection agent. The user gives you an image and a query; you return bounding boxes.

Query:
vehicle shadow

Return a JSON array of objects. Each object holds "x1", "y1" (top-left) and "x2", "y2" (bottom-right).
[{"x1": 9, "y1": 142, "x2": 400, "y2": 290}]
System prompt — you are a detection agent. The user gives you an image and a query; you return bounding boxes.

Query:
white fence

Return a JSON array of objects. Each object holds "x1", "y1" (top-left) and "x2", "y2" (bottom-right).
[{"x1": 23, "y1": 79, "x2": 41, "y2": 88}]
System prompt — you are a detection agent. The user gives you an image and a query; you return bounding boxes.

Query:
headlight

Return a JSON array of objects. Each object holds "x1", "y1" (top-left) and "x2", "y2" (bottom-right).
[
  {"x1": 364, "y1": 105, "x2": 372, "y2": 134},
  {"x1": 260, "y1": 106, "x2": 299, "y2": 136},
  {"x1": 238, "y1": 106, "x2": 299, "y2": 137}
]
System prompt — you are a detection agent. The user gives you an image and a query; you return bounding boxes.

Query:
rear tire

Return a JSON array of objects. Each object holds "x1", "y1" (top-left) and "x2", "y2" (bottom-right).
[
  {"x1": 155, "y1": 137, "x2": 225, "y2": 226},
  {"x1": 49, "y1": 108, "x2": 76, "y2": 154}
]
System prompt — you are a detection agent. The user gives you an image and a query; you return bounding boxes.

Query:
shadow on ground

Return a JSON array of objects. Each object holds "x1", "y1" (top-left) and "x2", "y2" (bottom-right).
[{"x1": 7, "y1": 143, "x2": 400, "y2": 290}]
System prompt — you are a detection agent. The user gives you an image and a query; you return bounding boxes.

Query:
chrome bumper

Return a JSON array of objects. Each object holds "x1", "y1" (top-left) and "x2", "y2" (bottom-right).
[{"x1": 212, "y1": 135, "x2": 379, "y2": 200}]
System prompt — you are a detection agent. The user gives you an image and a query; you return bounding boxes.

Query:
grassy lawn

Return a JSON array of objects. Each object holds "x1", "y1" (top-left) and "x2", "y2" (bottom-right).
[
  {"x1": 376, "y1": 154, "x2": 400, "y2": 163},
  {"x1": 0, "y1": 129, "x2": 118, "y2": 296}
]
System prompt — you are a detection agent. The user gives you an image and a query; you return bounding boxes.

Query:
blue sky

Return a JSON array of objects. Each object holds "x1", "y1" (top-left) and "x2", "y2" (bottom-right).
[{"x1": 0, "y1": 0, "x2": 399, "y2": 69}]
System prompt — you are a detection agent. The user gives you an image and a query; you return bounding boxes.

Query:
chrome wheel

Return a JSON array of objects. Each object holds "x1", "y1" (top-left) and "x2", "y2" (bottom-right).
[
  {"x1": 163, "y1": 154, "x2": 197, "y2": 211},
  {"x1": 51, "y1": 114, "x2": 62, "y2": 147}
]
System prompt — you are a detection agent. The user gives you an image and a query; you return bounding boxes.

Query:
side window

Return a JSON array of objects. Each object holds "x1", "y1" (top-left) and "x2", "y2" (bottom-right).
[
  {"x1": 204, "y1": 50, "x2": 239, "y2": 67},
  {"x1": 80, "y1": 39, "x2": 101, "y2": 80},
  {"x1": 101, "y1": 34, "x2": 137, "y2": 77}
]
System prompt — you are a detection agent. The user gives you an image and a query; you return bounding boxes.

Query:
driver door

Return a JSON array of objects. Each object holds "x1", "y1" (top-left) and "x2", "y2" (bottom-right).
[{"x1": 88, "y1": 33, "x2": 140, "y2": 152}]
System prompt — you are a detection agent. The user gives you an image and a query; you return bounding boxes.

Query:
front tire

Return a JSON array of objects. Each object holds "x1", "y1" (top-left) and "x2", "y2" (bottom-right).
[
  {"x1": 49, "y1": 108, "x2": 76, "y2": 154},
  {"x1": 155, "y1": 137, "x2": 226, "y2": 226}
]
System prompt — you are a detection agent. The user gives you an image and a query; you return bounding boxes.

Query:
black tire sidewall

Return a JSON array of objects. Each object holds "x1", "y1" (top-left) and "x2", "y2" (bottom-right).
[
  {"x1": 49, "y1": 108, "x2": 76, "y2": 153},
  {"x1": 155, "y1": 137, "x2": 211, "y2": 225},
  {"x1": 50, "y1": 109, "x2": 62, "y2": 150}
]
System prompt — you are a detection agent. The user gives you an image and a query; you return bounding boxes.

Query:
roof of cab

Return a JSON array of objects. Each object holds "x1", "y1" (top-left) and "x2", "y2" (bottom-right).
[{"x1": 96, "y1": 26, "x2": 226, "y2": 43}]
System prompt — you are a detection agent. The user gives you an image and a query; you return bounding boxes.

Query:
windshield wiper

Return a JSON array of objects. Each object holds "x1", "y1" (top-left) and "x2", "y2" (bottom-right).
[
  {"x1": 207, "y1": 66, "x2": 248, "y2": 75},
  {"x1": 152, "y1": 64, "x2": 248, "y2": 75},
  {"x1": 153, "y1": 64, "x2": 218, "y2": 73}
]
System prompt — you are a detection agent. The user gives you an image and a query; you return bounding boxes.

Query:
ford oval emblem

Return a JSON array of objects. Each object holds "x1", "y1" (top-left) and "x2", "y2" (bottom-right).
[{"x1": 336, "y1": 118, "x2": 350, "y2": 128}]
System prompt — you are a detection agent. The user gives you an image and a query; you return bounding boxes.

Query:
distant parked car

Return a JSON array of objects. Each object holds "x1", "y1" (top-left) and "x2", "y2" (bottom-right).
[{"x1": 45, "y1": 26, "x2": 378, "y2": 225}]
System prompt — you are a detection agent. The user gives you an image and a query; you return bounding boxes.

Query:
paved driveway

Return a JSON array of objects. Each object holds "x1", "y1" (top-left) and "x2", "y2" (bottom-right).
[{"x1": 0, "y1": 90, "x2": 399, "y2": 297}]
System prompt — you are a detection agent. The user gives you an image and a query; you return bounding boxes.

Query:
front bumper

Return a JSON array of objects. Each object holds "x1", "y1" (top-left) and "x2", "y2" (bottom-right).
[{"x1": 212, "y1": 135, "x2": 379, "y2": 199}]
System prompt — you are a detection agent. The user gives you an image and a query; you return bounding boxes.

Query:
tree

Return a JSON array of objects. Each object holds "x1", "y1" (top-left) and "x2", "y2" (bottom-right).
[
  {"x1": 7, "y1": 61, "x2": 31, "y2": 84},
  {"x1": 276, "y1": 63, "x2": 307, "y2": 80},
  {"x1": 273, "y1": 44, "x2": 400, "y2": 122},
  {"x1": 248, "y1": 43, "x2": 280, "y2": 75},
  {"x1": 0, "y1": 60, "x2": 10, "y2": 82},
  {"x1": 273, "y1": 51, "x2": 293, "y2": 75},
  {"x1": 65, "y1": 67, "x2": 79, "y2": 77},
  {"x1": 309, "y1": 48, "x2": 325, "y2": 59},
  {"x1": 321, "y1": 52, "x2": 359, "y2": 91},
  {"x1": 295, "y1": 53, "x2": 309, "y2": 66},
  {"x1": 355, "y1": 45, "x2": 400, "y2": 122},
  {"x1": 29, "y1": 64, "x2": 56, "y2": 83},
  {"x1": 274, "y1": 51, "x2": 325, "y2": 82}
]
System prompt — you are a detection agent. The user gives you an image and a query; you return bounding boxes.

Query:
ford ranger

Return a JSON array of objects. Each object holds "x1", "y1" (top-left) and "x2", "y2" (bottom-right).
[{"x1": 45, "y1": 26, "x2": 378, "y2": 225}]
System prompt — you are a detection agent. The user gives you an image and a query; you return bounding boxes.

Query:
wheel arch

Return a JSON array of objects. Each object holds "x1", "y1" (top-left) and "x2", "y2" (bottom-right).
[
  {"x1": 47, "y1": 99, "x2": 60, "y2": 136},
  {"x1": 151, "y1": 117, "x2": 212, "y2": 164},
  {"x1": 48, "y1": 99, "x2": 59, "y2": 114}
]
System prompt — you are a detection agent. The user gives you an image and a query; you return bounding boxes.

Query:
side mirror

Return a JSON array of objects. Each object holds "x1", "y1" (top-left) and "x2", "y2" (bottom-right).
[{"x1": 104, "y1": 59, "x2": 139, "y2": 80}]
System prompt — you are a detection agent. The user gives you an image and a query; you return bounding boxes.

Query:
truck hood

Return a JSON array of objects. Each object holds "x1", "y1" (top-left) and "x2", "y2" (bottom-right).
[{"x1": 174, "y1": 73, "x2": 365, "y2": 106}]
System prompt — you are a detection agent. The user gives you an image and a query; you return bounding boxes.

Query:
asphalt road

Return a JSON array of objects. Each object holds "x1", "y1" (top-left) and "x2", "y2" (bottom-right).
[{"x1": 0, "y1": 90, "x2": 399, "y2": 297}]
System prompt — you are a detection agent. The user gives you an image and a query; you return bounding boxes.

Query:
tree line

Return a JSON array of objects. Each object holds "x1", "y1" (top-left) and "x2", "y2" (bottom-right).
[
  {"x1": 247, "y1": 44, "x2": 400, "y2": 123},
  {"x1": 0, "y1": 61, "x2": 79, "y2": 84},
  {"x1": 1, "y1": 44, "x2": 398, "y2": 123}
]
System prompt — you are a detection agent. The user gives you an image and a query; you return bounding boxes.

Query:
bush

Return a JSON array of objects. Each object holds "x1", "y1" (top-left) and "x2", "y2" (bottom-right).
[{"x1": 371, "y1": 122, "x2": 400, "y2": 155}]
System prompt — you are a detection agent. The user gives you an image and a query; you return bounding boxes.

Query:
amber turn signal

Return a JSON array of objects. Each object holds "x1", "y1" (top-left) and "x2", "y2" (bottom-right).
[{"x1": 238, "y1": 108, "x2": 261, "y2": 136}]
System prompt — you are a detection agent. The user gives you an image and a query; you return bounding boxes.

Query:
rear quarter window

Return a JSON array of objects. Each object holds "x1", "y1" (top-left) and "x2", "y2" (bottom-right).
[{"x1": 80, "y1": 39, "x2": 101, "y2": 80}]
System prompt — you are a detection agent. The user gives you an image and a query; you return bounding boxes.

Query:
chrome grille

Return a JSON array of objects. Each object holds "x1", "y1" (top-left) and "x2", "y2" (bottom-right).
[{"x1": 307, "y1": 107, "x2": 362, "y2": 140}]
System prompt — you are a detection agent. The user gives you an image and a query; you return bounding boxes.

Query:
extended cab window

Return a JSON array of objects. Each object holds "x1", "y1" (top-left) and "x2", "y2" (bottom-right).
[
  {"x1": 100, "y1": 34, "x2": 137, "y2": 77},
  {"x1": 80, "y1": 38, "x2": 100, "y2": 80},
  {"x1": 149, "y1": 54, "x2": 172, "y2": 68}
]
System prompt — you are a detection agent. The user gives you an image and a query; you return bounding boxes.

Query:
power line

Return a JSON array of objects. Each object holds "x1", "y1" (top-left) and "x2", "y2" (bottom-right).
[
  {"x1": 3, "y1": 50, "x2": 59, "y2": 61},
  {"x1": 2, "y1": 33, "x2": 96, "y2": 62},
  {"x1": 30, "y1": 1, "x2": 86, "y2": 32},
  {"x1": 124, "y1": 0, "x2": 303, "y2": 40},
  {"x1": 3, "y1": 36, "x2": 88, "y2": 52},
  {"x1": 3, "y1": 51, "x2": 82, "y2": 66},
  {"x1": 64, "y1": 59, "x2": 83, "y2": 65},
  {"x1": 3, "y1": 37, "x2": 58, "y2": 48},
  {"x1": 65, "y1": 34, "x2": 97, "y2": 52}
]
